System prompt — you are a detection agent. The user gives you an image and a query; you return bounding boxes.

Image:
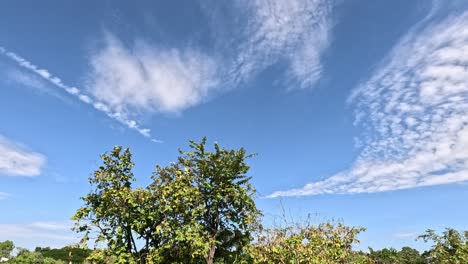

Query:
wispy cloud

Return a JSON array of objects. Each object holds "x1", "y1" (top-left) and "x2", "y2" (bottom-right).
[
  {"x1": 0, "y1": 221, "x2": 76, "y2": 248},
  {"x1": 0, "y1": 192, "x2": 9, "y2": 200},
  {"x1": 270, "y1": 9, "x2": 468, "y2": 197},
  {"x1": 393, "y1": 232, "x2": 419, "y2": 239},
  {"x1": 87, "y1": 0, "x2": 332, "y2": 123},
  {"x1": 5, "y1": 68, "x2": 46, "y2": 91},
  {"x1": 0, "y1": 47, "x2": 161, "y2": 142},
  {"x1": 0, "y1": 135, "x2": 46, "y2": 177},
  {"x1": 30, "y1": 221, "x2": 73, "y2": 231},
  {"x1": 236, "y1": 0, "x2": 331, "y2": 89},
  {"x1": 3, "y1": 68, "x2": 71, "y2": 102},
  {"x1": 87, "y1": 35, "x2": 219, "y2": 115},
  {"x1": 204, "y1": 0, "x2": 332, "y2": 89}
]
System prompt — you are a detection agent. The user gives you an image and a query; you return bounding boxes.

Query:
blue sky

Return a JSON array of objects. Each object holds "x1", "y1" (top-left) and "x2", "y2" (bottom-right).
[{"x1": 1, "y1": 0, "x2": 467, "y2": 251}]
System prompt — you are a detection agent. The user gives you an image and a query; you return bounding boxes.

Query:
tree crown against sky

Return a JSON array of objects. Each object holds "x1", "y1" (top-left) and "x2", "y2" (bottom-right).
[{"x1": 73, "y1": 138, "x2": 260, "y2": 263}]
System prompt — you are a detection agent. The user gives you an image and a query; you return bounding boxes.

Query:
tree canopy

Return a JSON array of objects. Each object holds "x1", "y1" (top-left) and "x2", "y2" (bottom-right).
[
  {"x1": 418, "y1": 228, "x2": 468, "y2": 264},
  {"x1": 73, "y1": 138, "x2": 260, "y2": 263},
  {"x1": 0, "y1": 240, "x2": 13, "y2": 259}
]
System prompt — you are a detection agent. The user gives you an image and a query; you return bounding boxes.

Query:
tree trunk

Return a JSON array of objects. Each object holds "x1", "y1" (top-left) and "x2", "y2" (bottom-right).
[{"x1": 205, "y1": 241, "x2": 216, "y2": 264}]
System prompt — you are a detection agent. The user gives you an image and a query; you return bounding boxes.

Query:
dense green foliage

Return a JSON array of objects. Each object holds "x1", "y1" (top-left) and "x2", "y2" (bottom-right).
[
  {"x1": 0, "y1": 240, "x2": 13, "y2": 259},
  {"x1": 72, "y1": 146, "x2": 144, "y2": 263},
  {"x1": 73, "y1": 138, "x2": 260, "y2": 264},
  {"x1": 418, "y1": 228, "x2": 468, "y2": 263},
  {"x1": 368, "y1": 247, "x2": 425, "y2": 264},
  {"x1": 3, "y1": 227, "x2": 466, "y2": 264},
  {"x1": 0, "y1": 243, "x2": 90, "y2": 263},
  {"x1": 147, "y1": 138, "x2": 260, "y2": 264},
  {"x1": 2, "y1": 247, "x2": 65, "y2": 264},
  {"x1": 35, "y1": 246, "x2": 91, "y2": 263},
  {"x1": 247, "y1": 221, "x2": 366, "y2": 263}
]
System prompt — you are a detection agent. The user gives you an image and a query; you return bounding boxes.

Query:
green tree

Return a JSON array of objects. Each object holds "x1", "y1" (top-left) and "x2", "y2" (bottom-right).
[
  {"x1": 398, "y1": 247, "x2": 424, "y2": 264},
  {"x1": 73, "y1": 146, "x2": 156, "y2": 263},
  {"x1": 35, "y1": 246, "x2": 91, "y2": 263},
  {"x1": 11, "y1": 248, "x2": 64, "y2": 264},
  {"x1": 369, "y1": 247, "x2": 399, "y2": 264},
  {"x1": 73, "y1": 138, "x2": 260, "y2": 264},
  {"x1": 146, "y1": 162, "x2": 207, "y2": 263},
  {"x1": 148, "y1": 138, "x2": 260, "y2": 264},
  {"x1": 419, "y1": 228, "x2": 468, "y2": 263},
  {"x1": 350, "y1": 251, "x2": 375, "y2": 264},
  {"x1": 368, "y1": 246, "x2": 425, "y2": 264},
  {"x1": 85, "y1": 249, "x2": 118, "y2": 264},
  {"x1": 0, "y1": 240, "x2": 14, "y2": 259}
]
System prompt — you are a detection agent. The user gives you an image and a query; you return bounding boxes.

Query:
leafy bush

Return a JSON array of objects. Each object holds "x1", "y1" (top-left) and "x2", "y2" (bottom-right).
[
  {"x1": 419, "y1": 228, "x2": 468, "y2": 264},
  {"x1": 247, "y1": 221, "x2": 367, "y2": 264}
]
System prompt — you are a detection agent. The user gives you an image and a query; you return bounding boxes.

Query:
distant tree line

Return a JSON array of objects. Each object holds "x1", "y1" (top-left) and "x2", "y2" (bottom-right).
[
  {"x1": 0, "y1": 241, "x2": 91, "y2": 263},
  {"x1": 2, "y1": 229, "x2": 468, "y2": 264},
  {"x1": 1, "y1": 139, "x2": 467, "y2": 263}
]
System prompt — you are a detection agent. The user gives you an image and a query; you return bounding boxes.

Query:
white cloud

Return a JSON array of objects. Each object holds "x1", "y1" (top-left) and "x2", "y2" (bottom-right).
[
  {"x1": 0, "y1": 192, "x2": 9, "y2": 200},
  {"x1": 3, "y1": 68, "x2": 71, "y2": 102},
  {"x1": 0, "y1": 222, "x2": 77, "y2": 249},
  {"x1": 0, "y1": 224, "x2": 74, "y2": 241},
  {"x1": 30, "y1": 221, "x2": 73, "y2": 231},
  {"x1": 6, "y1": 69, "x2": 46, "y2": 90},
  {"x1": 88, "y1": 1, "x2": 332, "y2": 119},
  {"x1": 0, "y1": 135, "x2": 46, "y2": 177},
  {"x1": 393, "y1": 232, "x2": 419, "y2": 239},
  {"x1": 231, "y1": 0, "x2": 331, "y2": 89},
  {"x1": 88, "y1": 35, "x2": 219, "y2": 114},
  {"x1": 0, "y1": 47, "x2": 160, "y2": 142},
  {"x1": 270, "y1": 10, "x2": 468, "y2": 197}
]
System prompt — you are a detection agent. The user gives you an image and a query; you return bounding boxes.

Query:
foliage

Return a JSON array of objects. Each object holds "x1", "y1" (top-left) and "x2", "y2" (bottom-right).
[
  {"x1": 73, "y1": 138, "x2": 260, "y2": 264},
  {"x1": 349, "y1": 251, "x2": 376, "y2": 264},
  {"x1": 145, "y1": 163, "x2": 208, "y2": 263},
  {"x1": 368, "y1": 247, "x2": 399, "y2": 264},
  {"x1": 0, "y1": 240, "x2": 13, "y2": 259},
  {"x1": 83, "y1": 249, "x2": 118, "y2": 264},
  {"x1": 59, "y1": 140, "x2": 468, "y2": 263},
  {"x1": 419, "y1": 228, "x2": 468, "y2": 264},
  {"x1": 154, "y1": 137, "x2": 260, "y2": 264},
  {"x1": 8, "y1": 247, "x2": 64, "y2": 264},
  {"x1": 368, "y1": 247, "x2": 424, "y2": 264},
  {"x1": 398, "y1": 247, "x2": 425, "y2": 264},
  {"x1": 35, "y1": 246, "x2": 91, "y2": 263},
  {"x1": 247, "y1": 220, "x2": 367, "y2": 264},
  {"x1": 73, "y1": 146, "x2": 158, "y2": 263},
  {"x1": 5, "y1": 229, "x2": 468, "y2": 264}
]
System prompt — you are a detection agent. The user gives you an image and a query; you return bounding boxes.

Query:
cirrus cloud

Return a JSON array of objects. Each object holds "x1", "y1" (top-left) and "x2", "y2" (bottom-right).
[
  {"x1": 0, "y1": 135, "x2": 46, "y2": 177},
  {"x1": 0, "y1": 192, "x2": 9, "y2": 200},
  {"x1": 242, "y1": 0, "x2": 331, "y2": 89},
  {"x1": 270, "y1": 8, "x2": 468, "y2": 197},
  {"x1": 0, "y1": 221, "x2": 76, "y2": 249},
  {"x1": 204, "y1": 0, "x2": 332, "y2": 89}
]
